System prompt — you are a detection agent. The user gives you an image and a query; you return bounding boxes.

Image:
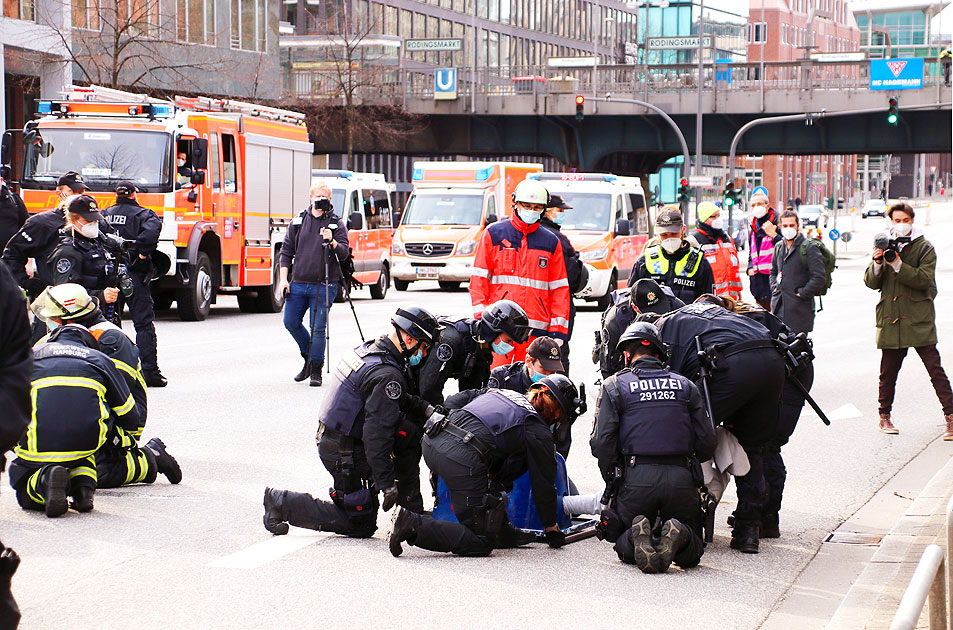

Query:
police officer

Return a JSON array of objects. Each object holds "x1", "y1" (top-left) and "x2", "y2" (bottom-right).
[
  {"x1": 595, "y1": 279, "x2": 685, "y2": 379},
  {"x1": 418, "y1": 299, "x2": 531, "y2": 406},
  {"x1": 262, "y1": 307, "x2": 442, "y2": 538},
  {"x1": 656, "y1": 297, "x2": 786, "y2": 553},
  {"x1": 0, "y1": 179, "x2": 27, "y2": 252},
  {"x1": 590, "y1": 322, "x2": 715, "y2": 573},
  {"x1": 8, "y1": 323, "x2": 143, "y2": 516},
  {"x1": 387, "y1": 375, "x2": 584, "y2": 557},
  {"x1": 628, "y1": 207, "x2": 714, "y2": 304},
  {"x1": 103, "y1": 181, "x2": 166, "y2": 387}
]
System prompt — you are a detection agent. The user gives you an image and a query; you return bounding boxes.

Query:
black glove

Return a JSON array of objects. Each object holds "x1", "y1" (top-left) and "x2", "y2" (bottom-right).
[
  {"x1": 400, "y1": 392, "x2": 431, "y2": 418},
  {"x1": 545, "y1": 529, "x2": 566, "y2": 549},
  {"x1": 0, "y1": 546, "x2": 19, "y2": 577},
  {"x1": 381, "y1": 486, "x2": 399, "y2": 512}
]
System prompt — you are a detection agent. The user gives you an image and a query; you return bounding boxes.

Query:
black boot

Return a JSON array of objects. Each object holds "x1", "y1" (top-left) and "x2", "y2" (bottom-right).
[
  {"x1": 70, "y1": 486, "x2": 95, "y2": 513},
  {"x1": 656, "y1": 519, "x2": 689, "y2": 570},
  {"x1": 263, "y1": 487, "x2": 290, "y2": 535},
  {"x1": 145, "y1": 438, "x2": 182, "y2": 484},
  {"x1": 730, "y1": 521, "x2": 760, "y2": 554},
  {"x1": 293, "y1": 354, "x2": 311, "y2": 382},
  {"x1": 309, "y1": 362, "x2": 323, "y2": 387},
  {"x1": 43, "y1": 466, "x2": 70, "y2": 518},
  {"x1": 760, "y1": 514, "x2": 781, "y2": 539},
  {"x1": 387, "y1": 508, "x2": 419, "y2": 557},
  {"x1": 630, "y1": 515, "x2": 664, "y2": 573},
  {"x1": 144, "y1": 369, "x2": 168, "y2": 388}
]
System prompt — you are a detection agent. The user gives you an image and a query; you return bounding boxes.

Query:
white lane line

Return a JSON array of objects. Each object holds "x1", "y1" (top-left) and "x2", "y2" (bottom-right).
[
  {"x1": 804, "y1": 402, "x2": 864, "y2": 424},
  {"x1": 208, "y1": 530, "x2": 324, "y2": 569}
]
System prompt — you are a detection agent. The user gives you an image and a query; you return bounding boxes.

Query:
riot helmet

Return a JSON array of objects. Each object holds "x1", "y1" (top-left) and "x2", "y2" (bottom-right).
[
  {"x1": 391, "y1": 306, "x2": 442, "y2": 345},
  {"x1": 617, "y1": 321, "x2": 668, "y2": 360},
  {"x1": 478, "y1": 300, "x2": 531, "y2": 345},
  {"x1": 528, "y1": 373, "x2": 586, "y2": 443}
]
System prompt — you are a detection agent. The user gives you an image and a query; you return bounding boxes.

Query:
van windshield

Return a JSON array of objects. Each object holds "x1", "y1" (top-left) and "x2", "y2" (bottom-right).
[
  {"x1": 402, "y1": 193, "x2": 484, "y2": 225},
  {"x1": 548, "y1": 192, "x2": 612, "y2": 231}
]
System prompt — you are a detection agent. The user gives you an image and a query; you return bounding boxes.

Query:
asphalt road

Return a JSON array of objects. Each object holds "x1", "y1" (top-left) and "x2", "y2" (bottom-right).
[{"x1": 3, "y1": 203, "x2": 952, "y2": 629}]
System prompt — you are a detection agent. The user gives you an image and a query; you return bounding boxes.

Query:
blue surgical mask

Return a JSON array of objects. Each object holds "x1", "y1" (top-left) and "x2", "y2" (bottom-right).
[
  {"x1": 530, "y1": 370, "x2": 546, "y2": 383},
  {"x1": 491, "y1": 340, "x2": 514, "y2": 356},
  {"x1": 553, "y1": 212, "x2": 566, "y2": 225},
  {"x1": 408, "y1": 347, "x2": 424, "y2": 366},
  {"x1": 517, "y1": 209, "x2": 541, "y2": 224}
]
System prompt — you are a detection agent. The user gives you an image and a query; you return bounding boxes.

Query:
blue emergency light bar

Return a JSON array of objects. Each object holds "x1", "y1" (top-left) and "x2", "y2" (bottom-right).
[
  {"x1": 312, "y1": 169, "x2": 354, "y2": 179},
  {"x1": 530, "y1": 172, "x2": 617, "y2": 183},
  {"x1": 474, "y1": 167, "x2": 493, "y2": 181}
]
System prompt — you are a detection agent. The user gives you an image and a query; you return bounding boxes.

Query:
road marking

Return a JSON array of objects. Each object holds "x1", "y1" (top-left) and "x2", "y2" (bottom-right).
[
  {"x1": 806, "y1": 402, "x2": 864, "y2": 424},
  {"x1": 208, "y1": 530, "x2": 324, "y2": 569}
]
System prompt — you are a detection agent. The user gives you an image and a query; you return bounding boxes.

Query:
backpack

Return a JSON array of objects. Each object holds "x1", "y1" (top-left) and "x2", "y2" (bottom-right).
[{"x1": 799, "y1": 237, "x2": 835, "y2": 296}]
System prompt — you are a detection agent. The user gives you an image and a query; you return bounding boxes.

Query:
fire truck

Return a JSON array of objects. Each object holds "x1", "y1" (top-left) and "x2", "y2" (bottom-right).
[{"x1": 1, "y1": 85, "x2": 314, "y2": 321}]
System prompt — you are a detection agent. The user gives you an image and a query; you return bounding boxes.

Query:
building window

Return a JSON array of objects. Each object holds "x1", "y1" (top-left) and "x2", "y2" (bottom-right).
[
  {"x1": 72, "y1": 0, "x2": 100, "y2": 30},
  {"x1": 178, "y1": 0, "x2": 214, "y2": 44},
  {"x1": 749, "y1": 21, "x2": 767, "y2": 44},
  {"x1": 231, "y1": 0, "x2": 266, "y2": 51}
]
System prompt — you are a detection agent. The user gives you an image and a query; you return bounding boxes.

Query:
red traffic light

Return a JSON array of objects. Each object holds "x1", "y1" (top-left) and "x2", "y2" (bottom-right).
[
  {"x1": 888, "y1": 97, "x2": 898, "y2": 106},
  {"x1": 575, "y1": 95, "x2": 585, "y2": 105},
  {"x1": 680, "y1": 178, "x2": 689, "y2": 187}
]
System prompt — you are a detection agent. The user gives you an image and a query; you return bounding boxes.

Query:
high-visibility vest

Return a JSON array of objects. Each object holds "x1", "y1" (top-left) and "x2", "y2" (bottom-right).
[
  {"x1": 749, "y1": 230, "x2": 775, "y2": 275},
  {"x1": 645, "y1": 244, "x2": 703, "y2": 278},
  {"x1": 700, "y1": 240, "x2": 742, "y2": 299}
]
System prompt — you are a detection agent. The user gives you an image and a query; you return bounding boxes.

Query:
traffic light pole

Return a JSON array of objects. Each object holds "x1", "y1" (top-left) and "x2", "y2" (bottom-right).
[{"x1": 590, "y1": 95, "x2": 692, "y2": 219}]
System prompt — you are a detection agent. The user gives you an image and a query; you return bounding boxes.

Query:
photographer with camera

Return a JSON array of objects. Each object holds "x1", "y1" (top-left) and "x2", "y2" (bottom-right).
[
  {"x1": 103, "y1": 182, "x2": 166, "y2": 387},
  {"x1": 864, "y1": 203, "x2": 953, "y2": 439}
]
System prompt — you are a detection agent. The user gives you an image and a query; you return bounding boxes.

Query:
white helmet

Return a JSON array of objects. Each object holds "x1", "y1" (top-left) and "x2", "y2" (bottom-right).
[
  {"x1": 31, "y1": 283, "x2": 96, "y2": 322},
  {"x1": 512, "y1": 180, "x2": 550, "y2": 205}
]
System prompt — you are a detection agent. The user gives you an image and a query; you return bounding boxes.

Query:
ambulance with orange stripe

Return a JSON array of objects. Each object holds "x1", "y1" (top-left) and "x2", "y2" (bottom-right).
[
  {"x1": 390, "y1": 161, "x2": 542, "y2": 290},
  {"x1": 7, "y1": 85, "x2": 313, "y2": 321},
  {"x1": 527, "y1": 172, "x2": 651, "y2": 310}
]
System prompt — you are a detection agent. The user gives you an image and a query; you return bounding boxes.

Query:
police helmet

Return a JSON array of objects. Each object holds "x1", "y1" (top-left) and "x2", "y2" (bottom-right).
[
  {"x1": 478, "y1": 300, "x2": 531, "y2": 344},
  {"x1": 391, "y1": 307, "x2": 443, "y2": 345},
  {"x1": 617, "y1": 321, "x2": 668, "y2": 359},
  {"x1": 529, "y1": 373, "x2": 586, "y2": 426},
  {"x1": 512, "y1": 180, "x2": 550, "y2": 206},
  {"x1": 31, "y1": 284, "x2": 97, "y2": 323}
]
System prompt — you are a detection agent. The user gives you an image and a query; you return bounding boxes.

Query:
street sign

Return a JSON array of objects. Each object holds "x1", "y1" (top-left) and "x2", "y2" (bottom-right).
[
  {"x1": 808, "y1": 172, "x2": 825, "y2": 184},
  {"x1": 688, "y1": 175, "x2": 713, "y2": 187},
  {"x1": 829, "y1": 228, "x2": 840, "y2": 241},
  {"x1": 869, "y1": 58, "x2": 924, "y2": 91},
  {"x1": 547, "y1": 57, "x2": 598, "y2": 67},
  {"x1": 434, "y1": 68, "x2": 457, "y2": 101},
  {"x1": 810, "y1": 52, "x2": 865, "y2": 62},
  {"x1": 888, "y1": 157, "x2": 901, "y2": 174},
  {"x1": 647, "y1": 36, "x2": 712, "y2": 50},
  {"x1": 405, "y1": 38, "x2": 462, "y2": 51}
]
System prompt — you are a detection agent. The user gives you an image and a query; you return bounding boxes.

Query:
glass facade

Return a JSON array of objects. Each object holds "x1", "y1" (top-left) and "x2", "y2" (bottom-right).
[
  {"x1": 856, "y1": 11, "x2": 928, "y2": 47},
  {"x1": 637, "y1": 0, "x2": 748, "y2": 65}
]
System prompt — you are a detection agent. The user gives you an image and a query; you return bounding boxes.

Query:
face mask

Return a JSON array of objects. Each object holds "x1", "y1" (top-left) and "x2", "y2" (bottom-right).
[
  {"x1": 781, "y1": 227, "x2": 798, "y2": 241},
  {"x1": 408, "y1": 346, "x2": 424, "y2": 366},
  {"x1": 661, "y1": 238, "x2": 681, "y2": 253},
  {"x1": 517, "y1": 208, "x2": 541, "y2": 224},
  {"x1": 177, "y1": 159, "x2": 186, "y2": 167},
  {"x1": 79, "y1": 222, "x2": 99, "y2": 239},
  {"x1": 553, "y1": 212, "x2": 566, "y2": 225},
  {"x1": 491, "y1": 340, "x2": 514, "y2": 356},
  {"x1": 893, "y1": 222, "x2": 912, "y2": 237},
  {"x1": 708, "y1": 217, "x2": 724, "y2": 231},
  {"x1": 752, "y1": 206, "x2": 768, "y2": 219},
  {"x1": 530, "y1": 370, "x2": 546, "y2": 383}
]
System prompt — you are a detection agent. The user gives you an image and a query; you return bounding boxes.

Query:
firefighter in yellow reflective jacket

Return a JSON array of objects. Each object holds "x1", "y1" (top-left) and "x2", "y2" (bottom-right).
[{"x1": 628, "y1": 208, "x2": 714, "y2": 304}]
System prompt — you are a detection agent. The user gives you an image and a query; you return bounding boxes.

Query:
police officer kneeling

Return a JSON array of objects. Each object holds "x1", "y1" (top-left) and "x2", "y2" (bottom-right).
[
  {"x1": 262, "y1": 307, "x2": 441, "y2": 538},
  {"x1": 590, "y1": 323, "x2": 715, "y2": 573},
  {"x1": 387, "y1": 375, "x2": 582, "y2": 557}
]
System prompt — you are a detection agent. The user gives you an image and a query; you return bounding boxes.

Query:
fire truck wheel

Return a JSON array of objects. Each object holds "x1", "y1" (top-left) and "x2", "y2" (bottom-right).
[
  {"x1": 177, "y1": 252, "x2": 213, "y2": 321},
  {"x1": 370, "y1": 266, "x2": 389, "y2": 300},
  {"x1": 394, "y1": 279, "x2": 410, "y2": 291}
]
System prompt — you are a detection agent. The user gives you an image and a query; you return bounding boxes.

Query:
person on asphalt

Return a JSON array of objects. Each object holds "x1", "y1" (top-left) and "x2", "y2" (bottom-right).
[
  {"x1": 692, "y1": 201, "x2": 742, "y2": 300},
  {"x1": 0, "y1": 179, "x2": 28, "y2": 253},
  {"x1": 469, "y1": 179, "x2": 570, "y2": 367},
  {"x1": 418, "y1": 299, "x2": 531, "y2": 406},
  {"x1": 277, "y1": 182, "x2": 349, "y2": 386},
  {"x1": 262, "y1": 307, "x2": 442, "y2": 538},
  {"x1": 747, "y1": 189, "x2": 780, "y2": 310},
  {"x1": 864, "y1": 203, "x2": 952, "y2": 439},
  {"x1": 103, "y1": 181, "x2": 167, "y2": 387},
  {"x1": 386, "y1": 374, "x2": 584, "y2": 557},
  {"x1": 539, "y1": 194, "x2": 587, "y2": 373},
  {"x1": 769, "y1": 210, "x2": 827, "y2": 335},
  {"x1": 627, "y1": 207, "x2": 714, "y2": 304},
  {"x1": 656, "y1": 297, "x2": 786, "y2": 553},
  {"x1": 596, "y1": 278, "x2": 685, "y2": 379},
  {"x1": 591, "y1": 322, "x2": 715, "y2": 573}
]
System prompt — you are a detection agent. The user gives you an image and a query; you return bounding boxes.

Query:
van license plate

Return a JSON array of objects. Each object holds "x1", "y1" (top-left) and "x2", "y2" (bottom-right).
[{"x1": 416, "y1": 267, "x2": 440, "y2": 279}]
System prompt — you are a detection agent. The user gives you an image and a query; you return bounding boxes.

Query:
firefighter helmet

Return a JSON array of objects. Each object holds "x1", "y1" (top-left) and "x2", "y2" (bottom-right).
[{"x1": 512, "y1": 180, "x2": 550, "y2": 206}]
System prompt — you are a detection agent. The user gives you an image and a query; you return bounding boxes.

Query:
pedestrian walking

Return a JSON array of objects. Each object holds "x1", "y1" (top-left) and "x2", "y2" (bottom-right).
[
  {"x1": 769, "y1": 210, "x2": 827, "y2": 334},
  {"x1": 747, "y1": 189, "x2": 780, "y2": 310},
  {"x1": 863, "y1": 203, "x2": 953, "y2": 439}
]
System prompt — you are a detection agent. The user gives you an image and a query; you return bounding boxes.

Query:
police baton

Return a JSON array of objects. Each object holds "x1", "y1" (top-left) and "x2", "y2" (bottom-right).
[
  {"x1": 694, "y1": 336, "x2": 717, "y2": 426},
  {"x1": 775, "y1": 337, "x2": 831, "y2": 426}
]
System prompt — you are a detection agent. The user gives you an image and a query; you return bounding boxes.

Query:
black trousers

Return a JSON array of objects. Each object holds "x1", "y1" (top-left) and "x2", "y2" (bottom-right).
[
  {"x1": 122, "y1": 271, "x2": 158, "y2": 373},
  {"x1": 410, "y1": 433, "x2": 525, "y2": 557},
  {"x1": 762, "y1": 362, "x2": 813, "y2": 526},
  {"x1": 95, "y1": 443, "x2": 158, "y2": 488},
  {"x1": 0, "y1": 538, "x2": 19, "y2": 630},
  {"x1": 608, "y1": 464, "x2": 705, "y2": 568}
]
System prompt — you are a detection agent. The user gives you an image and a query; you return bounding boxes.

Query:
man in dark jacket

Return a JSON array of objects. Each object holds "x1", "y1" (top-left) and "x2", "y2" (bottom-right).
[
  {"x1": 769, "y1": 210, "x2": 827, "y2": 334},
  {"x1": 277, "y1": 182, "x2": 349, "y2": 386},
  {"x1": 0, "y1": 181, "x2": 28, "y2": 252},
  {"x1": 103, "y1": 181, "x2": 165, "y2": 386},
  {"x1": 628, "y1": 208, "x2": 714, "y2": 304}
]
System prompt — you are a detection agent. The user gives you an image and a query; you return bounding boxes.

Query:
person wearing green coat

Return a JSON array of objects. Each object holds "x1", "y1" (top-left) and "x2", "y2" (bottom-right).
[{"x1": 864, "y1": 203, "x2": 953, "y2": 439}]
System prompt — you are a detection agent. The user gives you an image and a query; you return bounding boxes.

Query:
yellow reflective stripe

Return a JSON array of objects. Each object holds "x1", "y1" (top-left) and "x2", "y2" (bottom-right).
[
  {"x1": 112, "y1": 358, "x2": 148, "y2": 395},
  {"x1": 26, "y1": 472, "x2": 44, "y2": 503},
  {"x1": 69, "y1": 466, "x2": 97, "y2": 481},
  {"x1": 124, "y1": 452, "x2": 136, "y2": 484},
  {"x1": 112, "y1": 394, "x2": 135, "y2": 416},
  {"x1": 32, "y1": 376, "x2": 106, "y2": 395},
  {"x1": 14, "y1": 448, "x2": 99, "y2": 463},
  {"x1": 645, "y1": 246, "x2": 668, "y2": 275}
]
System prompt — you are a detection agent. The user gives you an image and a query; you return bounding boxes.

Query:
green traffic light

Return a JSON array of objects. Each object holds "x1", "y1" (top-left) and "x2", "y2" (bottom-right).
[
  {"x1": 887, "y1": 113, "x2": 898, "y2": 124},
  {"x1": 724, "y1": 196, "x2": 734, "y2": 206}
]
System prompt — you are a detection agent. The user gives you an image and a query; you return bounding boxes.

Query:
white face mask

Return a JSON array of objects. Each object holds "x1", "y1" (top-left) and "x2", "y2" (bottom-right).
[
  {"x1": 893, "y1": 222, "x2": 912, "y2": 237},
  {"x1": 708, "y1": 217, "x2": 724, "y2": 231},
  {"x1": 517, "y1": 208, "x2": 542, "y2": 224},
  {"x1": 781, "y1": 227, "x2": 798, "y2": 241},
  {"x1": 661, "y1": 238, "x2": 682, "y2": 253},
  {"x1": 751, "y1": 206, "x2": 768, "y2": 219},
  {"x1": 79, "y1": 221, "x2": 99, "y2": 239},
  {"x1": 177, "y1": 159, "x2": 186, "y2": 167}
]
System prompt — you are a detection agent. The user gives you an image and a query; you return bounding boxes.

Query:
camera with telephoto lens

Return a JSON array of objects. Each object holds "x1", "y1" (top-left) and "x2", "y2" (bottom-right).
[
  {"x1": 873, "y1": 232, "x2": 899, "y2": 264},
  {"x1": 101, "y1": 233, "x2": 135, "y2": 297}
]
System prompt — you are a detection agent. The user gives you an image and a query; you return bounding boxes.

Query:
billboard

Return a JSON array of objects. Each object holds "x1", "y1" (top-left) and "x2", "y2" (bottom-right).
[{"x1": 869, "y1": 58, "x2": 924, "y2": 91}]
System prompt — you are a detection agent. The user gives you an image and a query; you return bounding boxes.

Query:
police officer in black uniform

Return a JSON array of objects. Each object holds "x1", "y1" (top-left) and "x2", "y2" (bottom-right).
[
  {"x1": 656, "y1": 298, "x2": 786, "y2": 553},
  {"x1": 627, "y1": 208, "x2": 714, "y2": 304},
  {"x1": 591, "y1": 322, "x2": 715, "y2": 573},
  {"x1": 595, "y1": 279, "x2": 685, "y2": 379},
  {"x1": 387, "y1": 374, "x2": 584, "y2": 557},
  {"x1": 103, "y1": 181, "x2": 166, "y2": 387},
  {"x1": 418, "y1": 299, "x2": 531, "y2": 405},
  {"x1": 262, "y1": 307, "x2": 442, "y2": 538},
  {"x1": 0, "y1": 179, "x2": 27, "y2": 252}
]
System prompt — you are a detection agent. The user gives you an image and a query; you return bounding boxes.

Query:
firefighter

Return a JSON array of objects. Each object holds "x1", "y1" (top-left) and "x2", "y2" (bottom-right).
[
  {"x1": 627, "y1": 207, "x2": 714, "y2": 304},
  {"x1": 692, "y1": 201, "x2": 742, "y2": 300},
  {"x1": 418, "y1": 299, "x2": 531, "y2": 406},
  {"x1": 469, "y1": 179, "x2": 570, "y2": 367},
  {"x1": 262, "y1": 307, "x2": 442, "y2": 538},
  {"x1": 103, "y1": 181, "x2": 166, "y2": 387},
  {"x1": 387, "y1": 375, "x2": 584, "y2": 557},
  {"x1": 591, "y1": 322, "x2": 715, "y2": 573},
  {"x1": 655, "y1": 298, "x2": 786, "y2": 553}
]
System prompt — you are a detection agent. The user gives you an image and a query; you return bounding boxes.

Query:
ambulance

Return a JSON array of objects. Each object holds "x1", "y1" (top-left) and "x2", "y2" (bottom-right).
[
  {"x1": 528, "y1": 172, "x2": 651, "y2": 309},
  {"x1": 312, "y1": 169, "x2": 395, "y2": 299},
  {"x1": 4, "y1": 84, "x2": 313, "y2": 321},
  {"x1": 390, "y1": 161, "x2": 542, "y2": 290}
]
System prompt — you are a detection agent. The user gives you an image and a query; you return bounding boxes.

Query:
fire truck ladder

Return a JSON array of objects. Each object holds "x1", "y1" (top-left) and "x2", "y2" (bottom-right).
[{"x1": 172, "y1": 96, "x2": 305, "y2": 125}]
